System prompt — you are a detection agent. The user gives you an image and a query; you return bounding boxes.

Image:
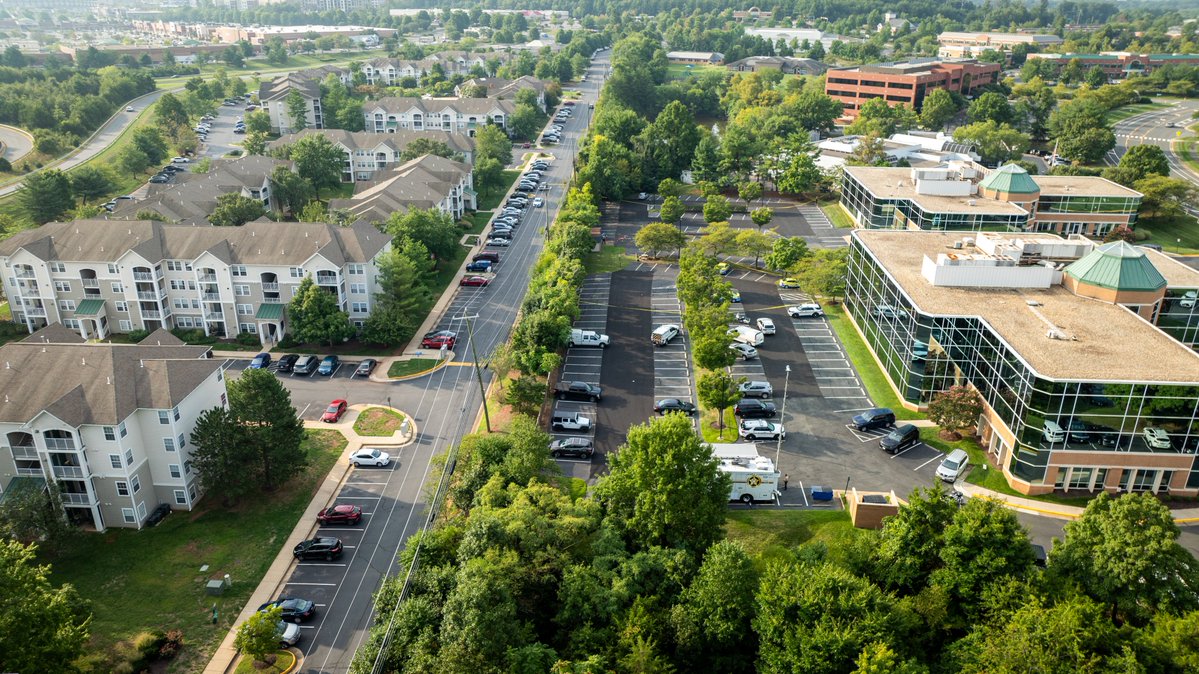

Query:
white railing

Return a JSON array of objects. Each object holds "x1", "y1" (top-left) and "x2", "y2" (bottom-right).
[{"x1": 52, "y1": 465, "x2": 86, "y2": 479}]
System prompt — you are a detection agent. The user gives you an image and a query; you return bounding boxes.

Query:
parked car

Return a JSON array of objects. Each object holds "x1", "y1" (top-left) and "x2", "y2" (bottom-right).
[
  {"x1": 652, "y1": 324, "x2": 681, "y2": 346},
  {"x1": 292, "y1": 355, "x2": 318, "y2": 375},
  {"x1": 350, "y1": 448, "x2": 391, "y2": 467},
  {"x1": 716, "y1": 262, "x2": 731, "y2": 275},
  {"x1": 317, "y1": 355, "x2": 340, "y2": 375},
  {"x1": 851, "y1": 407, "x2": 895, "y2": 431},
  {"x1": 568, "y1": 329, "x2": 609, "y2": 348},
  {"x1": 739, "y1": 380, "x2": 773, "y2": 398},
  {"x1": 420, "y1": 330, "x2": 457, "y2": 349},
  {"x1": 258, "y1": 597, "x2": 316, "y2": 623},
  {"x1": 292, "y1": 537, "x2": 343, "y2": 561},
  {"x1": 729, "y1": 342, "x2": 758, "y2": 360},
  {"x1": 756, "y1": 317, "x2": 776, "y2": 335},
  {"x1": 277, "y1": 621, "x2": 302, "y2": 647},
  {"x1": 473, "y1": 252, "x2": 500, "y2": 264},
  {"x1": 145, "y1": 503, "x2": 171, "y2": 527},
  {"x1": 1144, "y1": 426, "x2": 1172, "y2": 449},
  {"x1": 355, "y1": 359, "x2": 377, "y2": 376},
  {"x1": 935, "y1": 449, "x2": 970, "y2": 482},
  {"x1": 653, "y1": 398, "x2": 696, "y2": 415},
  {"x1": 879, "y1": 423, "x2": 921, "y2": 454},
  {"x1": 149, "y1": 175, "x2": 170, "y2": 184},
  {"x1": 740, "y1": 419, "x2": 785, "y2": 441},
  {"x1": 788, "y1": 303, "x2": 824, "y2": 318},
  {"x1": 734, "y1": 399, "x2": 777, "y2": 419},
  {"x1": 486, "y1": 238, "x2": 511, "y2": 247},
  {"x1": 777, "y1": 277, "x2": 801, "y2": 289},
  {"x1": 550, "y1": 412, "x2": 592, "y2": 432},
  {"x1": 321, "y1": 399, "x2": 348, "y2": 423},
  {"x1": 555, "y1": 380, "x2": 603, "y2": 402},
  {"x1": 549, "y1": 437, "x2": 594, "y2": 459},
  {"x1": 730, "y1": 289, "x2": 741, "y2": 303},
  {"x1": 317, "y1": 504, "x2": 363, "y2": 525},
  {"x1": 460, "y1": 275, "x2": 492, "y2": 287},
  {"x1": 249, "y1": 352, "x2": 272, "y2": 369}
]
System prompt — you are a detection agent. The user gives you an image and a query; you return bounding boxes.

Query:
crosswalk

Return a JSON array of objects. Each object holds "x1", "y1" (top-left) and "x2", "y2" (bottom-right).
[
  {"x1": 797, "y1": 204, "x2": 849, "y2": 248},
  {"x1": 651, "y1": 270, "x2": 696, "y2": 428},
  {"x1": 778, "y1": 288, "x2": 872, "y2": 405}
]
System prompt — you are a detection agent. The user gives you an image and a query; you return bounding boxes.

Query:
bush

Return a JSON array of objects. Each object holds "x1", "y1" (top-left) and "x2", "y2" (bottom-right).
[
  {"x1": 277, "y1": 336, "x2": 299, "y2": 349},
  {"x1": 170, "y1": 328, "x2": 216, "y2": 345},
  {"x1": 0, "y1": 157, "x2": 11, "y2": 172},
  {"x1": 235, "y1": 331, "x2": 260, "y2": 346},
  {"x1": 158, "y1": 629, "x2": 184, "y2": 660},
  {"x1": 125, "y1": 328, "x2": 151, "y2": 343}
]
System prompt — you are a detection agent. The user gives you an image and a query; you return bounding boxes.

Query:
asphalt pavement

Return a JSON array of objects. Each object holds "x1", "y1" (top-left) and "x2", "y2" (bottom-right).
[
  {"x1": 1107, "y1": 99, "x2": 1199, "y2": 198},
  {"x1": 593, "y1": 270, "x2": 653, "y2": 458},
  {"x1": 0, "y1": 123, "x2": 33, "y2": 163}
]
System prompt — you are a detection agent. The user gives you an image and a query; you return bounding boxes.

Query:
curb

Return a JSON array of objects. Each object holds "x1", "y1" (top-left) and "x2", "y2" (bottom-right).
[
  {"x1": 385, "y1": 356, "x2": 452, "y2": 381},
  {"x1": 344, "y1": 404, "x2": 420, "y2": 445}
]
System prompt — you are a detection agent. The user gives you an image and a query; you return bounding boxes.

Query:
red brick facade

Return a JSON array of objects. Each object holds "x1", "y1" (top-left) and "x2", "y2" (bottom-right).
[{"x1": 826, "y1": 59, "x2": 1001, "y2": 121}]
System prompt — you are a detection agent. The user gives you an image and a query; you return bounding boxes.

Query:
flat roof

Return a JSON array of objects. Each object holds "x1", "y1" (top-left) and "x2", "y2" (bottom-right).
[
  {"x1": 1032, "y1": 175, "x2": 1142, "y2": 198},
  {"x1": 853, "y1": 229, "x2": 1199, "y2": 383},
  {"x1": 1142, "y1": 248, "x2": 1199, "y2": 289},
  {"x1": 844, "y1": 167, "x2": 1027, "y2": 216}
]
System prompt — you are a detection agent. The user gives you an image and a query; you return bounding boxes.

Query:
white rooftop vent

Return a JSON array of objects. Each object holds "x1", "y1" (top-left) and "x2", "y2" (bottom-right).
[
  {"x1": 1025, "y1": 300, "x2": 1042, "y2": 306},
  {"x1": 1046, "y1": 329, "x2": 1068, "y2": 340},
  {"x1": 967, "y1": 199, "x2": 976, "y2": 206}
]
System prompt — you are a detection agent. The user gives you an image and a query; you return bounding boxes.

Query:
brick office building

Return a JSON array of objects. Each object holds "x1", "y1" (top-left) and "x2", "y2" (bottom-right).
[
  {"x1": 1025, "y1": 52, "x2": 1199, "y2": 80},
  {"x1": 825, "y1": 58, "x2": 1001, "y2": 121}
]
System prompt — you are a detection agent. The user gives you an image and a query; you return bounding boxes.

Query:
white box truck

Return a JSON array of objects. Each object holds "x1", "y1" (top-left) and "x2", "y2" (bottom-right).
[{"x1": 711, "y1": 443, "x2": 781, "y2": 504}]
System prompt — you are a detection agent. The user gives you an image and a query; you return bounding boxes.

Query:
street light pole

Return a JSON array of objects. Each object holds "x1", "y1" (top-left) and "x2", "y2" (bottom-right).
[
  {"x1": 451, "y1": 313, "x2": 491, "y2": 433},
  {"x1": 775, "y1": 364, "x2": 790, "y2": 467}
]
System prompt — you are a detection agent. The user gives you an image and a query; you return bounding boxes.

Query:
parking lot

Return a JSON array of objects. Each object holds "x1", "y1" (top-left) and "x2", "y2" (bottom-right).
[
  {"x1": 199, "y1": 98, "x2": 252, "y2": 159},
  {"x1": 552, "y1": 274, "x2": 611, "y2": 479}
]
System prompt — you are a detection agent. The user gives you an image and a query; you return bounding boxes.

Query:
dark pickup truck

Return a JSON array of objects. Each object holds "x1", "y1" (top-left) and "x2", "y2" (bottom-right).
[{"x1": 554, "y1": 380, "x2": 602, "y2": 402}]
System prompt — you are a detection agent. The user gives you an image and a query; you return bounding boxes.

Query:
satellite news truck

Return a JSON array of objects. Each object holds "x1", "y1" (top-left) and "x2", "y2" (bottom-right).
[{"x1": 711, "y1": 443, "x2": 781, "y2": 504}]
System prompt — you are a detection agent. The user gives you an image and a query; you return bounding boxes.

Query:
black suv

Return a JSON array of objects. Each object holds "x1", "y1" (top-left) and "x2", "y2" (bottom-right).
[
  {"x1": 293, "y1": 537, "x2": 344, "y2": 561},
  {"x1": 851, "y1": 407, "x2": 895, "y2": 431},
  {"x1": 734, "y1": 399, "x2": 777, "y2": 419},
  {"x1": 549, "y1": 437, "x2": 595, "y2": 459},
  {"x1": 879, "y1": 423, "x2": 920, "y2": 454},
  {"x1": 653, "y1": 398, "x2": 697, "y2": 415},
  {"x1": 276, "y1": 354, "x2": 300, "y2": 373}
]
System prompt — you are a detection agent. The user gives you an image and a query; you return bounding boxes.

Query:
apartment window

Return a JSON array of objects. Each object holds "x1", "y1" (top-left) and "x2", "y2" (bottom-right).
[
  {"x1": 119, "y1": 320, "x2": 132, "y2": 331},
  {"x1": 350, "y1": 283, "x2": 367, "y2": 295},
  {"x1": 289, "y1": 267, "x2": 304, "y2": 278},
  {"x1": 125, "y1": 448, "x2": 133, "y2": 465},
  {"x1": 166, "y1": 261, "x2": 182, "y2": 272},
  {"x1": 239, "y1": 322, "x2": 258, "y2": 334},
  {"x1": 236, "y1": 304, "x2": 253, "y2": 316},
  {"x1": 231, "y1": 265, "x2": 247, "y2": 277},
  {"x1": 177, "y1": 433, "x2": 185, "y2": 449},
  {"x1": 169, "y1": 464, "x2": 181, "y2": 478},
  {"x1": 58, "y1": 300, "x2": 75, "y2": 312},
  {"x1": 189, "y1": 484, "x2": 197, "y2": 499},
  {"x1": 63, "y1": 319, "x2": 79, "y2": 329},
  {"x1": 107, "y1": 264, "x2": 119, "y2": 274},
  {"x1": 117, "y1": 481, "x2": 129, "y2": 497},
  {"x1": 351, "y1": 302, "x2": 368, "y2": 313},
  {"x1": 164, "y1": 437, "x2": 175, "y2": 452},
  {"x1": 103, "y1": 426, "x2": 115, "y2": 441},
  {"x1": 109, "y1": 454, "x2": 122, "y2": 469},
  {"x1": 118, "y1": 422, "x2": 127, "y2": 438},
  {"x1": 184, "y1": 460, "x2": 192, "y2": 475},
  {"x1": 115, "y1": 302, "x2": 128, "y2": 313},
  {"x1": 159, "y1": 410, "x2": 171, "y2": 425},
  {"x1": 53, "y1": 281, "x2": 72, "y2": 293},
  {"x1": 174, "y1": 490, "x2": 186, "y2": 505},
  {"x1": 111, "y1": 283, "x2": 123, "y2": 293},
  {"x1": 49, "y1": 262, "x2": 65, "y2": 273},
  {"x1": 234, "y1": 285, "x2": 249, "y2": 296},
  {"x1": 173, "y1": 406, "x2": 180, "y2": 421},
  {"x1": 137, "y1": 501, "x2": 146, "y2": 519},
  {"x1": 122, "y1": 507, "x2": 135, "y2": 523},
  {"x1": 348, "y1": 263, "x2": 365, "y2": 275},
  {"x1": 131, "y1": 475, "x2": 141, "y2": 493}
]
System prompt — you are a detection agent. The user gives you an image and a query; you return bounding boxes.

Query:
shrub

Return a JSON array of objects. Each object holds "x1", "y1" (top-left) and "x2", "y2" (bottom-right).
[
  {"x1": 278, "y1": 336, "x2": 299, "y2": 349},
  {"x1": 124, "y1": 328, "x2": 151, "y2": 343},
  {"x1": 235, "y1": 331, "x2": 260, "y2": 346},
  {"x1": 158, "y1": 629, "x2": 184, "y2": 659},
  {"x1": 0, "y1": 157, "x2": 11, "y2": 172},
  {"x1": 170, "y1": 327, "x2": 216, "y2": 344}
]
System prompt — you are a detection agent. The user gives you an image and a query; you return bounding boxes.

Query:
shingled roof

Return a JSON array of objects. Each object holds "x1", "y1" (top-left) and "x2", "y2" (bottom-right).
[
  {"x1": 111, "y1": 156, "x2": 293, "y2": 225},
  {"x1": 328, "y1": 154, "x2": 471, "y2": 224},
  {"x1": 268, "y1": 128, "x2": 475, "y2": 159}
]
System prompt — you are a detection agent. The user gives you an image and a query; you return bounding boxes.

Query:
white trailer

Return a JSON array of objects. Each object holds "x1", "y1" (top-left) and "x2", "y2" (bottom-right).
[{"x1": 711, "y1": 443, "x2": 781, "y2": 504}]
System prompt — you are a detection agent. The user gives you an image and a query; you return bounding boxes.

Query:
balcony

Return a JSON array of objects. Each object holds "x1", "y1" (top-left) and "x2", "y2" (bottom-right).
[
  {"x1": 15, "y1": 466, "x2": 43, "y2": 476},
  {"x1": 315, "y1": 273, "x2": 339, "y2": 286},
  {"x1": 205, "y1": 312, "x2": 224, "y2": 321},
  {"x1": 198, "y1": 274, "x2": 218, "y2": 282},
  {"x1": 201, "y1": 292, "x2": 222, "y2": 302},
  {"x1": 52, "y1": 465, "x2": 87, "y2": 479},
  {"x1": 142, "y1": 310, "x2": 165, "y2": 319},
  {"x1": 43, "y1": 438, "x2": 79, "y2": 451},
  {"x1": 81, "y1": 279, "x2": 99, "y2": 288},
  {"x1": 261, "y1": 282, "x2": 279, "y2": 292},
  {"x1": 23, "y1": 307, "x2": 46, "y2": 317},
  {"x1": 14, "y1": 269, "x2": 35, "y2": 279},
  {"x1": 16, "y1": 282, "x2": 42, "y2": 297},
  {"x1": 11, "y1": 445, "x2": 37, "y2": 459},
  {"x1": 137, "y1": 291, "x2": 165, "y2": 301},
  {"x1": 60, "y1": 492, "x2": 96, "y2": 506}
]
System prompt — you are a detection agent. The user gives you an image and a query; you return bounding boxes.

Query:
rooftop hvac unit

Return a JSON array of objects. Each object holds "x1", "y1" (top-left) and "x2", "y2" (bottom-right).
[{"x1": 953, "y1": 241, "x2": 963, "y2": 249}]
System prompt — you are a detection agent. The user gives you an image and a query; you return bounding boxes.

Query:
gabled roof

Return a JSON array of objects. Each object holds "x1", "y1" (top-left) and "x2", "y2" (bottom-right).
[
  {"x1": 1064, "y1": 241, "x2": 1168, "y2": 292},
  {"x1": 328, "y1": 154, "x2": 471, "y2": 224},
  {"x1": 365, "y1": 96, "x2": 517, "y2": 117},
  {"x1": 268, "y1": 128, "x2": 475, "y2": 157},
  {"x1": 979, "y1": 164, "x2": 1041, "y2": 194},
  {"x1": 111, "y1": 156, "x2": 293, "y2": 225},
  {"x1": 257, "y1": 65, "x2": 348, "y2": 102}
]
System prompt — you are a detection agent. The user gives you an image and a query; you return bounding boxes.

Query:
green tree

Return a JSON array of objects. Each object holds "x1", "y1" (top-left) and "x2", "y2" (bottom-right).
[
  {"x1": 361, "y1": 248, "x2": 431, "y2": 347},
  {"x1": 639, "y1": 100, "x2": 701, "y2": 182},
  {"x1": 593, "y1": 105, "x2": 647, "y2": 147},
  {"x1": 1049, "y1": 98, "x2": 1115, "y2": 164},
  {"x1": 131, "y1": 126, "x2": 169, "y2": 166},
  {"x1": 765, "y1": 236, "x2": 809, "y2": 271},
  {"x1": 0, "y1": 481, "x2": 77, "y2": 556},
  {"x1": 1118, "y1": 144, "x2": 1170, "y2": 182},
  {"x1": 671, "y1": 540, "x2": 757, "y2": 672},
  {"x1": 736, "y1": 228, "x2": 773, "y2": 268},
  {"x1": 208, "y1": 193, "x2": 266, "y2": 226},
  {"x1": 775, "y1": 149, "x2": 822, "y2": 196},
  {"x1": 596, "y1": 412, "x2": 731, "y2": 553},
  {"x1": 657, "y1": 177, "x2": 683, "y2": 198},
  {"x1": 932, "y1": 497, "x2": 1035, "y2": 620},
  {"x1": 737, "y1": 181, "x2": 763, "y2": 209},
  {"x1": 702, "y1": 194, "x2": 732, "y2": 224},
  {"x1": 688, "y1": 302, "x2": 737, "y2": 371},
  {"x1": 873, "y1": 485, "x2": 958, "y2": 592},
  {"x1": 188, "y1": 406, "x2": 256, "y2": 506},
  {"x1": 235, "y1": 606, "x2": 283, "y2": 665},
  {"x1": 228, "y1": 368, "x2": 307, "y2": 490},
  {"x1": 117, "y1": 146, "x2": 152, "y2": 175},
  {"x1": 245, "y1": 110, "x2": 271, "y2": 135},
  {"x1": 18, "y1": 169, "x2": 73, "y2": 224},
  {"x1": 578, "y1": 134, "x2": 637, "y2": 199},
  {"x1": 0, "y1": 540, "x2": 91, "y2": 674},
  {"x1": 385, "y1": 208, "x2": 460, "y2": 263},
  {"x1": 920, "y1": 88, "x2": 958, "y2": 130},
  {"x1": 846, "y1": 98, "x2": 917, "y2": 137},
  {"x1": 658, "y1": 195, "x2": 684, "y2": 225},
  {"x1": 474, "y1": 123, "x2": 512, "y2": 165},
  {"x1": 635, "y1": 221, "x2": 686, "y2": 258},
  {"x1": 782, "y1": 90, "x2": 843, "y2": 133},
  {"x1": 68, "y1": 165, "x2": 114, "y2": 205},
  {"x1": 289, "y1": 134, "x2": 344, "y2": 194},
  {"x1": 504, "y1": 375, "x2": 547, "y2": 417},
  {"x1": 967, "y1": 92, "x2": 1014, "y2": 125},
  {"x1": 953, "y1": 121, "x2": 1029, "y2": 165},
  {"x1": 793, "y1": 247, "x2": 848, "y2": 300},
  {"x1": 287, "y1": 276, "x2": 355, "y2": 347},
  {"x1": 284, "y1": 90, "x2": 309, "y2": 131},
  {"x1": 696, "y1": 370, "x2": 740, "y2": 439},
  {"x1": 749, "y1": 206, "x2": 774, "y2": 230},
  {"x1": 154, "y1": 92, "x2": 190, "y2": 131},
  {"x1": 269, "y1": 166, "x2": 315, "y2": 216},
  {"x1": 1085, "y1": 65, "x2": 1107, "y2": 88},
  {"x1": 398, "y1": 138, "x2": 463, "y2": 163},
  {"x1": 698, "y1": 221, "x2": 739, "y2": 257},
  {"x1": 1135, "y1": 175, "x2": 1198, "y2": 219},
  {"x1": 1012, "y1": 78, "x2": 1057, "y2": 139},
  {"x1": 243, "y1": 131, "x2": 268, "y2": 156},
  {"x1": 926, "y1": 385, "x2": 983, "y2": 438},
  {"x1": 473, "y1": 156, "x2": 503, "y2": 196},
  {"x1": 847, "y1": 132, "x2": 890, "y2": 167},
  {"x1": 852, "y1": 643, "x2": 926, "y2": 674},
  {"x1": 1050, "y1": 492, "x2": 1199, "y2": 623},
  {"x1": 690, "y1": 133, "x2": 722, "y2": 184},
  {"x1": 509, "y1": 103, "x2": 543, "y2": 140}
]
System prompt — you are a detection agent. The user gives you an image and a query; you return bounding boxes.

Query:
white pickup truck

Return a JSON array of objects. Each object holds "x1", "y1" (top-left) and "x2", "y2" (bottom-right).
[{"x1": 569, "y1": 329, "x2": 610, "y2": 348}]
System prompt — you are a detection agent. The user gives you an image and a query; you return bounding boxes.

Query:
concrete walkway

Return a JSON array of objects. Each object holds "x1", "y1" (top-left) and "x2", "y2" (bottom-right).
[
  {"x1": 958, "y1": 481, "x2": 1199, "y2": 523},
  {"x1": 202, "y1": 404, "x2": 416, "y2": 674},
  {"x1": 0, "y1": 123, "x2": 33, "y2": 164}
]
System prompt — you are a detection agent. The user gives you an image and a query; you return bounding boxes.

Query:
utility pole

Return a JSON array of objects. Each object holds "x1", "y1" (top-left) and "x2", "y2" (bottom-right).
[
  {"x1": 451, "y1": 313, "x2": 491, "y2": 433},
  {"x1": 775, "y1": 364, "x2": 791, "y2": 467}
]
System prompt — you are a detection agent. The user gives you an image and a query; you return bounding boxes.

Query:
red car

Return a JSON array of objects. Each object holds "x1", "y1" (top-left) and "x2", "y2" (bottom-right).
[
  {"x1": 460, "y1": 275, "x2": 491, "y2": 287},
  {"x1": 317, "y1": 504, "x2": 363, "y2": 525},
  {"x1": 321, "y1": 399, "x2": 348, "y2": 423},
  {"x1": 420, "y1": 331, "x2": 457, "y2": 349}
]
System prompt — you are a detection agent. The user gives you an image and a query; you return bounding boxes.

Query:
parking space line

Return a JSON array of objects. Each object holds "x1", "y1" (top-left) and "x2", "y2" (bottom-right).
[
  {"x1": 889, "y1": 443, "x2": 926, "y2": 459},
  {"x1": 915, "y1": 454, "x2": 943, "y2": 471}
]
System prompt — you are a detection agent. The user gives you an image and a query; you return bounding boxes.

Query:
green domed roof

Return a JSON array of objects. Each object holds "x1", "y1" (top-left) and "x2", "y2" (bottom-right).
[
  {"x1": 979, "y1": 164, "x2": 1041, "y2": 194},
  {"x1": 1064, "y1": 242, "x2": 1167, "y2": 292}
]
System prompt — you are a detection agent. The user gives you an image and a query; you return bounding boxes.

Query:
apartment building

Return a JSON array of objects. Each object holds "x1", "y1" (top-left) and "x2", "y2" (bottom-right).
[
  {"x1": 840, "y1": 163, "x2": 1142, "y2": 238},
  {"x1": 455, "y1": 76, "x2": 548, "y2": 111},
  {"x1": 0, "y1": 325, "x2": 226, "y2": 531},
  {"x1": 111, "y1": 156, "x2": 293, "y2": 224},
  {"x1": 268, "y1": 128, "x2": 476, "y2": 181},
  {"x1": 666, "y1": 51, "x2": 724, "y2": 65},
  {"x1": 1025, "y1": 52, "x2": 1199, "y2": 79},
  {"x1": 0, "y1": 219, "x2": 391, "y2": 343},
  {"x1": 937, "y1": 31, "x2": 1063, "y2": 59},
  {"x1": 258, "y1": 66, "x2": 350, "y2": 133},
  {"x1": 725, "y1": 55, "x2": 827, "y2": 76},
  {"x1": 360, "y1": 52, "x2": 509, "y2": 86},
  {"x1": 363, "y1": 96, "x2": 516, "y2": 136},
  {"x1": 329, "y1": 154, "x2": 476, "y2": 222},
  {"x1": 846, "y1": 229, "x2": 1199, "y2": 496},
  {"x1": 825, "y1": 58, "x2": 1001, "y2": 120}
]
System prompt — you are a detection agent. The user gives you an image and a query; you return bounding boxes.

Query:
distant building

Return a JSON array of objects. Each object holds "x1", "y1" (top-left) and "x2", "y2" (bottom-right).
[
  {"x1": 878, "y1": 13, "x2": 913, "y2": 34},
  {"x1": 363, "y1": 96, "x2": 517, "y2": 136},
  {"x1": 745, "y1": 27, "x2": 846, "y2": 50},
  {"x1": 937, "y1": 31, "x2": 1063, "y2": 59},
  {"x1": 130, "y1": 21, "x2": 394, "y2": 46},
  {"x1": 268, "y1": 128, "x2": 476, "y2": 181},
  {"x1": 732, "y1": 7, "x2": 773, "y2": 21},
  {"x1": 666, "y1": 51, "x2": 725, "y2": 65},
  {"x1": 455, "y1": 76, "x2": 548, "y2": 111},
  {"x1": 111, "y1": 156, "x2": 293, "y2": 224},
  {"x1": 725, "y1": 56, "x2": 826, "y2": 76},
  {"x1": 258, "y1": 66, "x2": 350, "y2": 133},
  {"x1": 1025, "y1": 52, "x2": 1199, "y2": 79},
  {"x1": 359, "y1": 52, "x2": 508, "y2": 86},
  {"x1": 328, "y1": 154, "x2": 476, "y2": 222},
  {"x1": 57, "y1": 43, "x2": 230, "y2": 65},
  {"x1": 817, "y1": 132, "x2": 978, "y2": 169},
  {"x1": 302, "y1": 0, "x2": 382, "y2": 12},
  {"x1": 825, "y1": 58, "x2": 1001, "y2": 121}
]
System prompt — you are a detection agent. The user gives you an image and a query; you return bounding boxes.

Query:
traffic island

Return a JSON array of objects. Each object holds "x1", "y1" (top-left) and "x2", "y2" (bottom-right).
[
  {"x1": 384, "y1": 352, "x2": 454, "y2": 380},
  {"x1": 232, "y1": 647, "x2": 298, "y2": 674},
  {"x1": 350, "y1": 405, "x2": 417, "y2": 445}
]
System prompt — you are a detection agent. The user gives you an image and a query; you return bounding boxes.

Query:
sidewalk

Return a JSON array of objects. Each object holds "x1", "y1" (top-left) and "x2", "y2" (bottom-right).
[
  {"x1": 957, "y1": 482, "x2": 1199, "y2": 524},
  {"x1": 202, "y1": 404, "x2": 416, "y2": 674}
]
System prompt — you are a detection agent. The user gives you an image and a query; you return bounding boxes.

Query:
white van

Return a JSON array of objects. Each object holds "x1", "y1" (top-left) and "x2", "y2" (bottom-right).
[
  {"x1": 727, "y1": 325, "x2": 765, "y2": 346},
  {"x1": 1042, "y1": 420, "x2": 1066, "y2": 443}
]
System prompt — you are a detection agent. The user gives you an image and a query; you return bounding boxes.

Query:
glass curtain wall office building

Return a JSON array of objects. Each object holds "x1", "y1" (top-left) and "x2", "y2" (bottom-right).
[{"x1": 845, "y1": 231, "x2": 1199, "y2": 496}]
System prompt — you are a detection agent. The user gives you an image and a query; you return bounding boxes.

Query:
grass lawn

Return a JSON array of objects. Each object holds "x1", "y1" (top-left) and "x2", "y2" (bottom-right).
[
  {"x1": 1178, "y1": 136, "x2": 1199, "y2": 174},
  {"x1": 666, "y1": 63, "x2": 725, "y2": 80},
  {"x1": 477, "y1": 170, "x2": 521, "y2": 211},
  {"x1": 234, "y1": 650, "x2": 296, "y2": 674},
  {"x1": 44, "y1": 430, "x2": 346, "y2": 672},
  {"x1": 388, "y1": 358, "x2": 441, "y2": 378},
  {"x1": 321, "y1": 182, "x2": 356, "y2": 200},
  {"x1": 353, "y1": 407, "x2": 407, "y2": 436},
  {"x1": 823, "y1": 304, "x2": 922, "y2": 421},
  {"x1": 584, "y1": 244, "x2": 632, "y2": 274},
  {"x1": 1136, "y1": 214, "x2": 1199, "y2": 255},
  {"x1": 0, "y1": 301, "x2": 9, "y2": 320},
  {"x1": 725, "y1": 509, "x2": 862, "y2": 571},
  {"x1": 820, "y1": 200, "x2": 857, "y2": 229},
  {"x1": 1104, "y1": 101, "x2": 1168, "y2": 123},
  {"x1": 700, "y1": 407, "x2": 739, "y2": 444},
  {"x1": 463, "y1": 210, "x2": 492, "y2": 235}
]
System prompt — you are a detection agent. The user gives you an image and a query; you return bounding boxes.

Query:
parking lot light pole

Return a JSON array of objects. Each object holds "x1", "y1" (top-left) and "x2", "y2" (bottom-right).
[
  {"x1": 776, "y1": 365, "x2": 791, "y2": 467},
  {"x1": 451, "y1": 313, "x2": 491, "y2": 434}
]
